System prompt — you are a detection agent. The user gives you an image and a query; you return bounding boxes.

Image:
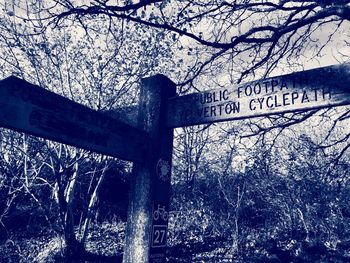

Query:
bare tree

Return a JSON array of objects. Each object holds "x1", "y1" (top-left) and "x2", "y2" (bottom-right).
[{"x1": 8, "y1": 1, "x2": 347, "y2": 85}]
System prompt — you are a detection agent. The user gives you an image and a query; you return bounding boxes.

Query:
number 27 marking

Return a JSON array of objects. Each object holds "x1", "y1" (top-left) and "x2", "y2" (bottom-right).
[
  {"x1": 152, "y1": 225, "x2": 167, "y2": 247},
  {"x1": 154, "y1": 229, "x2": 166, "y2": 243}
]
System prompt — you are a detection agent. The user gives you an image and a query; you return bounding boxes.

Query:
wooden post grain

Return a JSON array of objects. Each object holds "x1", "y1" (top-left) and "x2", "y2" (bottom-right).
[{"x1": 123, "y1": 75, "x2": 176, "y2": 263}]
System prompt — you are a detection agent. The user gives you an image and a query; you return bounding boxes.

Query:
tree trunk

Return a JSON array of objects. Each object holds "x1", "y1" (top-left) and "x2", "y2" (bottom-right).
[
  {"x1": 64, "y1": 152, "x2": 84, "y2": 261},
  {"x1": 79, "y1": 161, "x2": 108, "y2": 245}
]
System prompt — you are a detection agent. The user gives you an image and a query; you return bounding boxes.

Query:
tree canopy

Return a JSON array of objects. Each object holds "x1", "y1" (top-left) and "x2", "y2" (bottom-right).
[{"x1": 7, "y1": 1, "x2": 348, "y2": 85}]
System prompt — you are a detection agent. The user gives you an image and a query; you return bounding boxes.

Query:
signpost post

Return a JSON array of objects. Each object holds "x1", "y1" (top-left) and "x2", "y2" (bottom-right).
[
  {"x1": 0, "y1": 63, "x2": 349, "y2": 263},
  {"x1": 123, "y1": 75, "x2": 176, "y2": 263}
]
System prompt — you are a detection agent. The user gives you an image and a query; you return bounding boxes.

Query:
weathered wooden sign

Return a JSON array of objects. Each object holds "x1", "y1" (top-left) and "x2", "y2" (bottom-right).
[
  {"x1": 2, "y1": 65, "x2": 350, "y2": 263},
  {"x1": 0, "y1": 76, "x2": 149, "y2": 163},
  {"x1": 167, "y1": 64, "x2": 350, "y2": 127}
]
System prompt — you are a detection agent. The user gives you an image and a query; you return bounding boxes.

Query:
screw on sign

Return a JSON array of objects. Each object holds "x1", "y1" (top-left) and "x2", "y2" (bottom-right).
[
  {"x1": 150, "y1": 202, "x2": 169, "y2": 263},
  {"x1": 149, "y1": 157, "x2": 172, "y2": 263},
  {"x1": 151, "y1": 203, "x2": 169, "y2": 248}
]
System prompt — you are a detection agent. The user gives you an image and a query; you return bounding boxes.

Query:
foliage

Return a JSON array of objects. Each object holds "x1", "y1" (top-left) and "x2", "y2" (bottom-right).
[
  {"x1": 169, "y1": 117, "x2": 350, "y2": 262},
  {"x1": 0, "y1": 220, "x2": 125, "y2": 263},
  {"x1": 0, "y1": 0, "x2": 349, "y2": 262},
  {"x1": 14, "y1": 0, "x2": 350, "y2": 88}
]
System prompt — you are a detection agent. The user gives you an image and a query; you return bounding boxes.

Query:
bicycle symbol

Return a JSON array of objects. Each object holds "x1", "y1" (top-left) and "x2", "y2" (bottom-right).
[{"x1": 153, "y1": 204, "x2": 168, "y2": 221}]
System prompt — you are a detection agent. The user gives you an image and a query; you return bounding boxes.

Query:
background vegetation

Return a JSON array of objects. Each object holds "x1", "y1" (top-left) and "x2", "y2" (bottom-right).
[{"x1": 0, "y1": 0, "x2": 349, "y2": 262}]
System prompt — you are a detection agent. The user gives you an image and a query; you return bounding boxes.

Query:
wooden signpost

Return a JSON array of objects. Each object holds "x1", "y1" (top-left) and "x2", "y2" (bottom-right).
[
  {"x1": 0, "y1": 76, "x2": 149, "y2": 163},
  {"x1": 167, "y1": 64, "x2": 350, "y2": 127},
  {"x1": 123, "y1": 75, "x2": 176, "y2": 263},
  {"x1": 0, "y1": 63, "x2": 349, "y2": 263}
]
